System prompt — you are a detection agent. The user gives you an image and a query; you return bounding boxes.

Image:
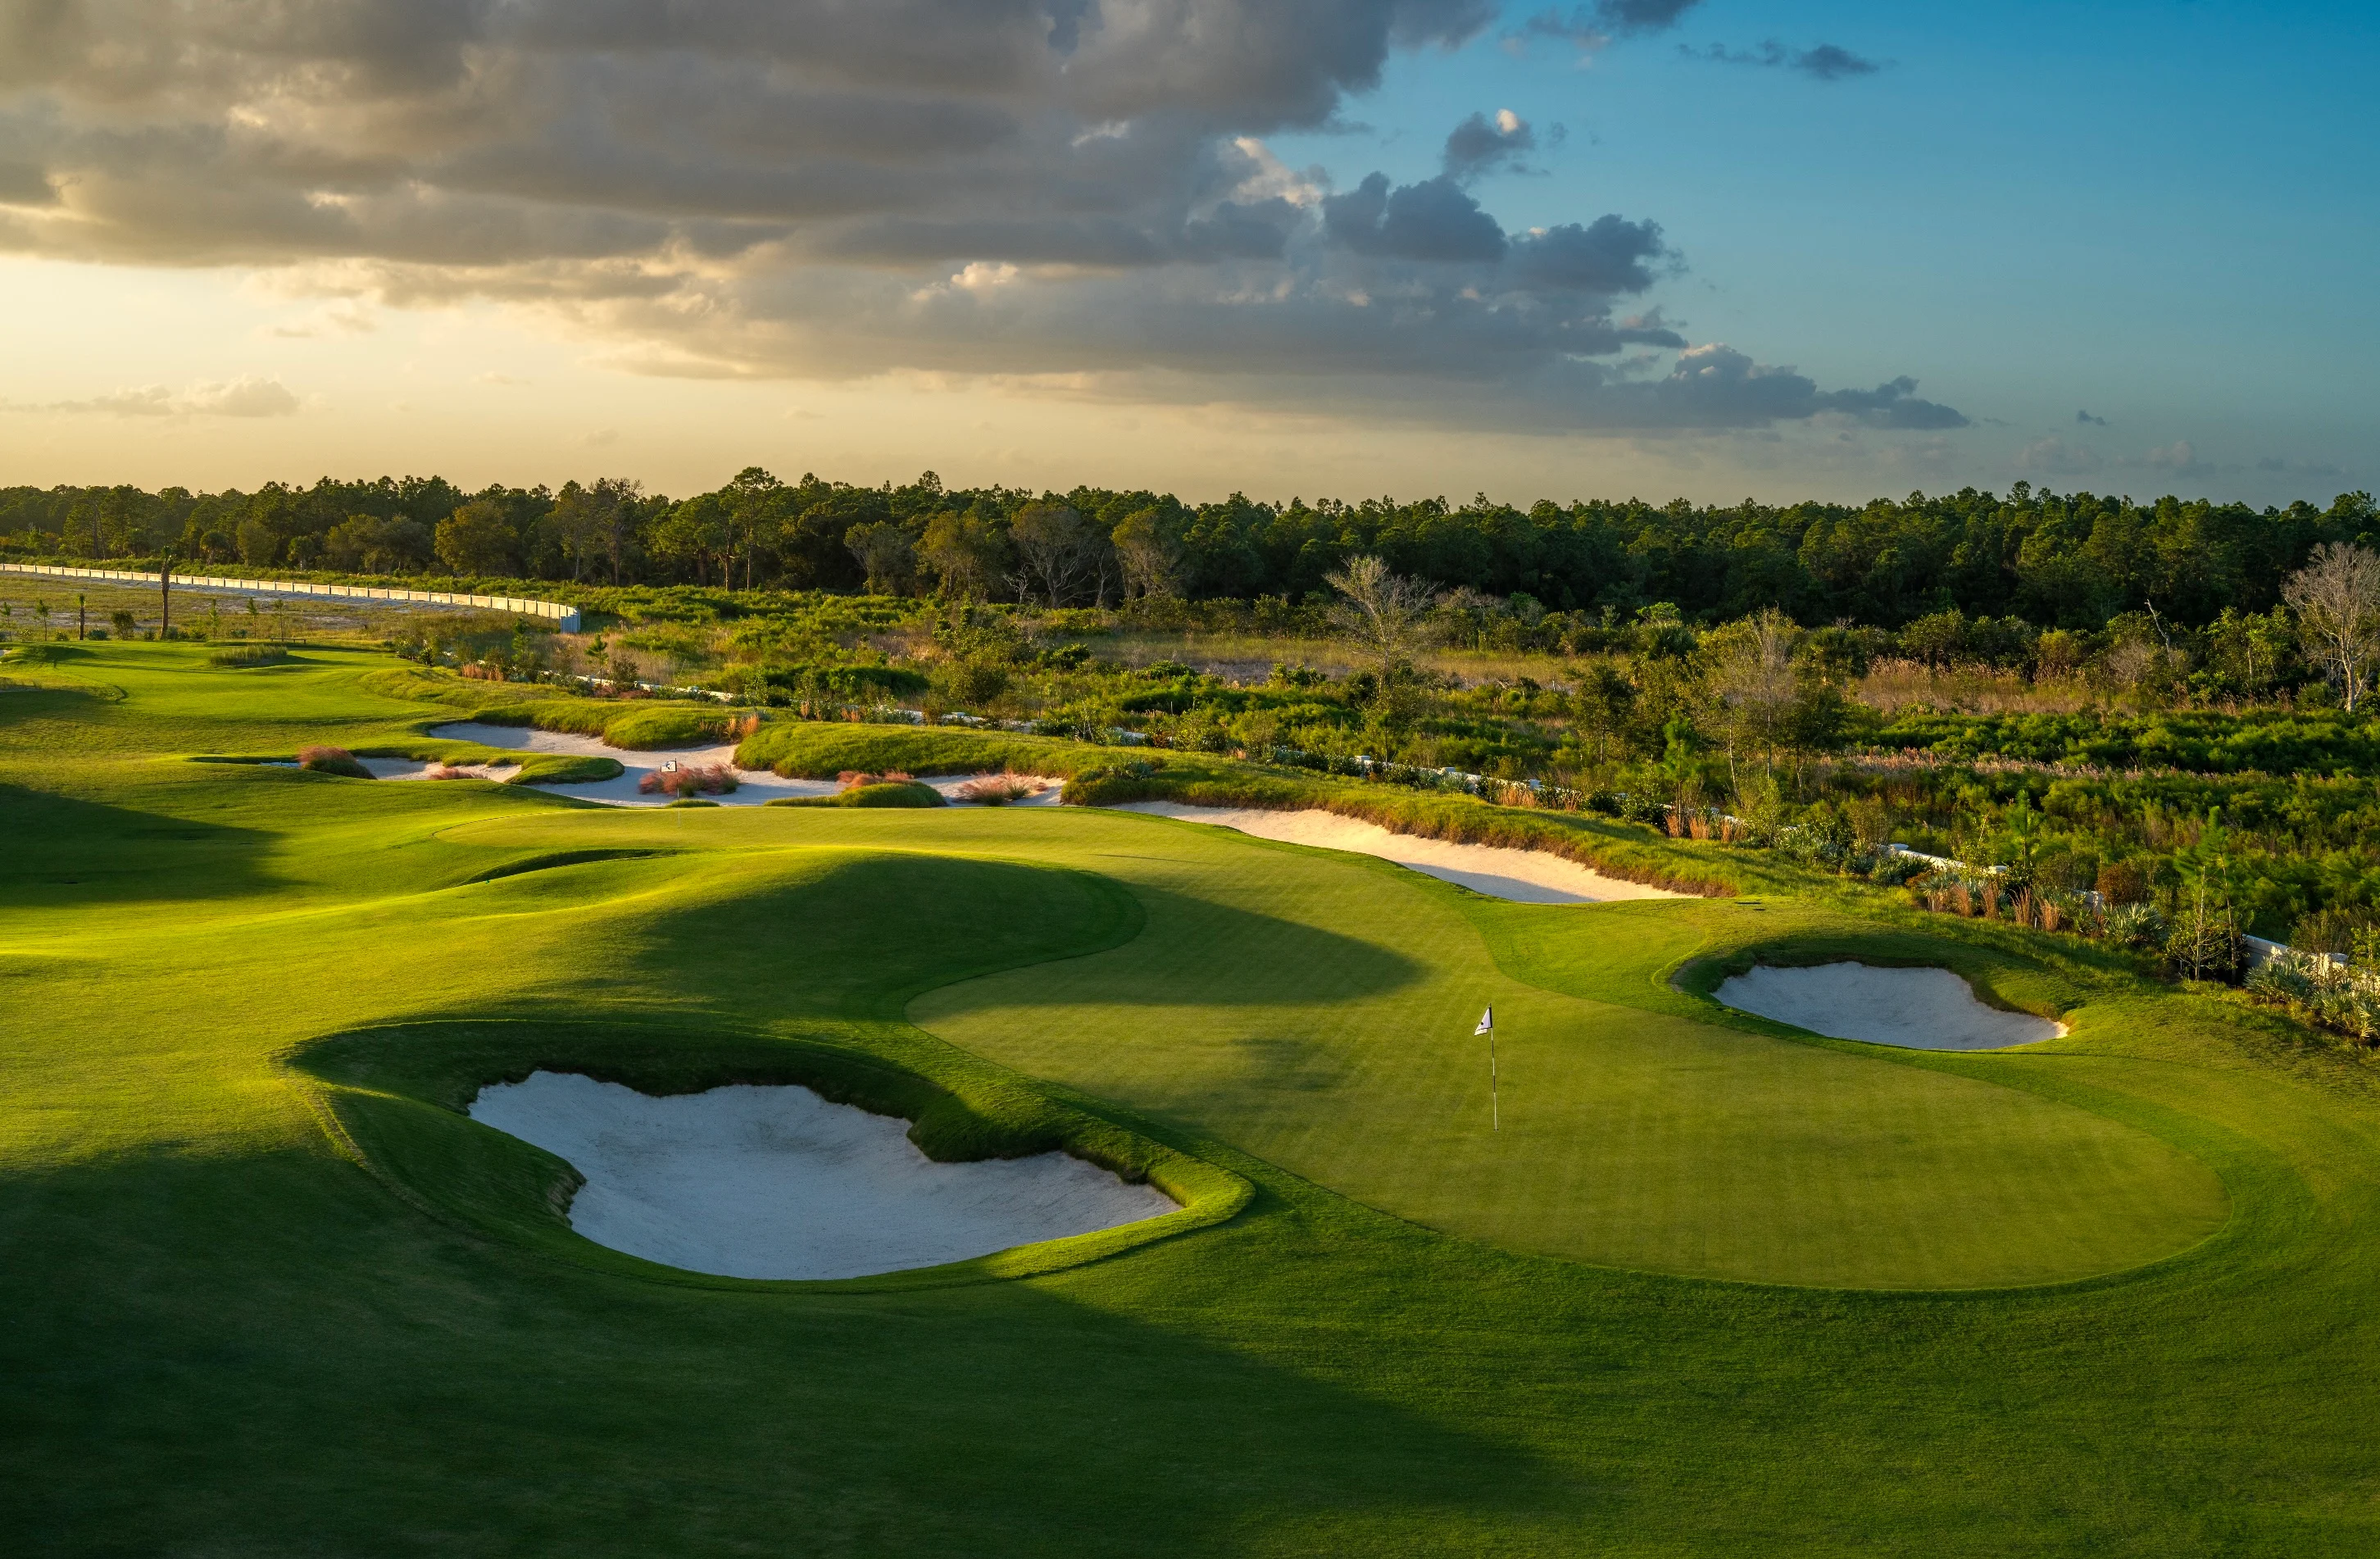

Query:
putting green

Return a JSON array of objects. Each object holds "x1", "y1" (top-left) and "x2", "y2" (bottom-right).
[
  {"x1": 896, "y1": 814, "x2": 2228, "y2": 1289},
  {"x1": 13, "y1": 642, "x2": 2380, "y2": 1557}
]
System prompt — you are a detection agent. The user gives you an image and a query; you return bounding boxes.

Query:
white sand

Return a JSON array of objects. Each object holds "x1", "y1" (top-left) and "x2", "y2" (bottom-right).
[
  {"x1": 1110, "y1": 801, "x2": 1681, "y2": 904},
  {"x1": 425, "y1": 721, "x2": 1062, "y2": 808},
  {"x1": 1715, "y1": 962, "x2": 2064, "y2": 1051},
  {"x1": 468, "y1": 1071, "x2": 1177, "y2": 1279},
  {"x1": 361, "y1": 756, "x2": 516, "y2": 780}
]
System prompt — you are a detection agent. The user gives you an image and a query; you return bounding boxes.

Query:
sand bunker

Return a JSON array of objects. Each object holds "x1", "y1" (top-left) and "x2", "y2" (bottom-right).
[
  {"x1": 425, "y1": 721, "x2": 1062, "y2": 808},
  {"x1": 361, "y1": 756, "x2": 516, "y2": 780},
  {"x1": 1715, "y1": 962, "x2": 2064, "y2": 1051},
  {"x1": 1111, "y1": 801, "x2": 1680, "y2": 904},
  {"x1": 467, "y1": 1070, "x2": 1175, "y2": 1279}
]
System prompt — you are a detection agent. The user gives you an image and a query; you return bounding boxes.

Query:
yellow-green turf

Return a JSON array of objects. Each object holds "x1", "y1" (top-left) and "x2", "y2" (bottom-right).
[{"x1": 7, "y1": 640, "x2": 2380, "y2": 1555}]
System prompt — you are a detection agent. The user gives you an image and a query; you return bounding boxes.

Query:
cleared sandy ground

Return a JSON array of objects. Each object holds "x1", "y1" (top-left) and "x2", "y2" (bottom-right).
[
  {"x1": 1715, "y1": 962, "x2": 2064, "y2": 1051},
  {"x1": 420, "y1": 721, "x2": 1063, "y2": 807},
  {"x1": 1110, "y1": 801, "x2": 1682, "y2": 904},
  {"x1": 468, "y1": 1071, "x2": 1175, "y2": 1279}
]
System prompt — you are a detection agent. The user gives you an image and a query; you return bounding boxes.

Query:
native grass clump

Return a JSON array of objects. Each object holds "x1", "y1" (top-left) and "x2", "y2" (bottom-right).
[
  {"x1": 638, "y1": 761, "x2": 739, "y2": 799},
  {"x1": 293, "y1": 743, "x2": 372, "y2": 779},
  {"x1": 952, "y1": 770, "x2": 1048, "y2": 805}
]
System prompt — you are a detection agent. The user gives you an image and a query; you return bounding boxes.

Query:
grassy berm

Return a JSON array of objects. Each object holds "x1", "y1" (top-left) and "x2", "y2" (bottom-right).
[{"x1": 4, "y1": 642, "x2": 2378, "y2": 1556}]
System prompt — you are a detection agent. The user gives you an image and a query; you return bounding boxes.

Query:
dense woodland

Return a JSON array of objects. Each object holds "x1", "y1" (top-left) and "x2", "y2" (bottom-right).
[{"x1": 5, "y1": 470, "x2": 2375, "y2": 632}]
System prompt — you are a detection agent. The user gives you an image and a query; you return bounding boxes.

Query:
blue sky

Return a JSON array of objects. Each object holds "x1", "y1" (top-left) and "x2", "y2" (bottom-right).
[
  {"x1": 0, "y1": 0, "x2": 2368, "y2": 506},
  {"x1": 1266, "y1": 0, "x2": 2378, "y2": 499}
]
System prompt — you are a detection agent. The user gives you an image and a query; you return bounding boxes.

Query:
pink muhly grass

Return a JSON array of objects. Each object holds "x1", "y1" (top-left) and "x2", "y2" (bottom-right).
[
  {"x1": 640, "y1": 762, "x2": 740, "y2": 798},
  {"x1": 954, "y1": 770, "x2": 1047, "y2": 805}
]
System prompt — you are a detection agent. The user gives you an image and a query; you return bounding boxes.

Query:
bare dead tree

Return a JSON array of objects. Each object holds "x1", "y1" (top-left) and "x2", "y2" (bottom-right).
[
  {"x1": 1324, "y1": 554, "x2": 1438, "y2": 668},
  {"x1": 2283, "y1": 542, "x2": 2380, "y2": 712}
]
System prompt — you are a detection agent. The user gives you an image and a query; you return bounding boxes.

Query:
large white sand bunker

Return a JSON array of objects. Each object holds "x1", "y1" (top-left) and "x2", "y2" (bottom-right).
[
  {"x1": 1715, "y1": 962, "x2": 2064, "y2": 1051},
  {"x1": 467, "y1": 1070, "x2": 1177, "y2": 1279},
  {"x1": 1110, "y1": 801, "x2": 1681, "y2": 904}
]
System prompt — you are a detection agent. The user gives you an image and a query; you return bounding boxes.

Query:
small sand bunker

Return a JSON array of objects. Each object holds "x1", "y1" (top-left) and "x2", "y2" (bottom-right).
[
  {"x1": 1111, "y1": 801, "x2": 1679, "y2": 904},
  {"x1": 360, "y1": 756, "x2": 516, "y2": 780},
  {"x1": 467, "y1": 1070, "x2": 1176, "y2": 1279},
  {"x1": 1715, "y1": 962, "x2": 2064, "y2": 1051},
  {"x1": 424, "y1": 721, "x2": 1064, "y2": 810}
]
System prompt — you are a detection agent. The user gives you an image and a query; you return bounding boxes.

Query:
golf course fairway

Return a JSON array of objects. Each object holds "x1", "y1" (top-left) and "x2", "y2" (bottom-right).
[{"x1": 7, "y1": 641, "x2": 2379, "y2": 1555}]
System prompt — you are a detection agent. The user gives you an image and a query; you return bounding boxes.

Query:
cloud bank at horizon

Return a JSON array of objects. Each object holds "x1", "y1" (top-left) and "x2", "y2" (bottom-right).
[{"x1": 0, "y1": 0, "x2": 1962, "y2": 435}]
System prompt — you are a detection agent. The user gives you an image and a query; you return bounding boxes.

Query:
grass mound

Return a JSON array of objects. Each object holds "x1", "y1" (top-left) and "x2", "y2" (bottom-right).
[
  {"x1": 768, "y1": 780, "x2": 946, "y2": 809},
  {"x1": 738, "y1": 722, "x2": 1079, "y2": 779},
  {"x1": 502, "y1": 752, "x2": 625, "y2": 786}
]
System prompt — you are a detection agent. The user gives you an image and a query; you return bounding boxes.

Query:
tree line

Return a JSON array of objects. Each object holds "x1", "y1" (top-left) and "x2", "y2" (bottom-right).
[{"x1": 2, "y1": 469, "x2": 2373, "y2": 634}]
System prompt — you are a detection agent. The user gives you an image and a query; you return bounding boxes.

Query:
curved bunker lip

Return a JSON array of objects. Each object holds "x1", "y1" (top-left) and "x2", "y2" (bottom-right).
[
  {"x1": 1107, "y1": 800, "x2": 1683, "y2": 904},
  {"x1": 1714, "y1": 961, "x2": 2064, "y2": 1051},
  {"x1": 467, "y1": 1070, "x2": 1177, "y2": 1280}
]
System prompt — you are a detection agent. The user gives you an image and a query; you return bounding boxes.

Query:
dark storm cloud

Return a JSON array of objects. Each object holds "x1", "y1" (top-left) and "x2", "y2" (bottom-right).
[{"x1": 0, "y1": 0, "x2": 1960, "y2": 435}]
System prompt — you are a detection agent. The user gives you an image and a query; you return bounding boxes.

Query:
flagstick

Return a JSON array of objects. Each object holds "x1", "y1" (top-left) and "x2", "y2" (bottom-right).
[{"x1": 1490, "y1": 1029, "x2": 1499, "y2": 1133}]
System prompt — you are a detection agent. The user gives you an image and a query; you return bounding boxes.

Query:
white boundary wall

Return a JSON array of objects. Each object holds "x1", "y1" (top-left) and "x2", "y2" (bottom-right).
[{"x1": 0, "y1": 561, "x2": 581, "y2": 633}]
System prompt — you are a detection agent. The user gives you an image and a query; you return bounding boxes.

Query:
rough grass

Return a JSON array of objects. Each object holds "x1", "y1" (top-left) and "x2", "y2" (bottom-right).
[{"x1": 8, "y1": 643, "x2": 2380, "y2": 1555}]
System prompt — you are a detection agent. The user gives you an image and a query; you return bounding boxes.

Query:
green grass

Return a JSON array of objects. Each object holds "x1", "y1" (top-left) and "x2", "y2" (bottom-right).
[
  {"x1": 767, "y1": 780, "x2": 947, "y2": 808},
  {"x1": 503, "y1": 752, "x2": 625, "y2": 785},
  {"x1": 7, "y1": 642, "x2": 2380, "y2": 1554}
]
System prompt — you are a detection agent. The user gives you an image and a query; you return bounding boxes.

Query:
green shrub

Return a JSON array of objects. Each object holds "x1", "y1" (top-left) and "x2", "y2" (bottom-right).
[{"x1": 661, "y1": 798, "x2": 722, "y2": 808}]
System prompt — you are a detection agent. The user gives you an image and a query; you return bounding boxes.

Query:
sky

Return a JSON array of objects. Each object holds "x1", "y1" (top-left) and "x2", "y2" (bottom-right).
[{"x1": 0, "y1": 0, "x2": 2370, "y2": 508}]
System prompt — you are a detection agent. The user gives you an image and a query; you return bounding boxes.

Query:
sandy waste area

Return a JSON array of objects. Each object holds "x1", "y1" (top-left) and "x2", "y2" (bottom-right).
[
  {"x1": 1715, "y1": 962, "x2": 2065, "y2": 1051},
  {"x1": 1110, "y1": 801, "x2": 1682, "y2": 904},
  {"x1": 370, "y1": 721, "x2": 1066, "y2": 807},
  {"x1": 468, "y1": 1071, "x2": 1176, "y2": 1279}
]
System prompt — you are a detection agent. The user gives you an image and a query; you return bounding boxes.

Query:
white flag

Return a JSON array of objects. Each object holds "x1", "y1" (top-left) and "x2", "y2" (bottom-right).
[{"x1": 1474, "y1": 1006, "x2": 1493, "y2": 1035}]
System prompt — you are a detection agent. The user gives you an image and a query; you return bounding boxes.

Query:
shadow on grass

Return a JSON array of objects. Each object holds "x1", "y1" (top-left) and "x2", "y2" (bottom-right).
[
  {"x1": 0, "y1": 782, "x2": 286, "y2": 906},
  {"x1": 0, "y1": 1134, "x2": 1574, "y2": 1556}
]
